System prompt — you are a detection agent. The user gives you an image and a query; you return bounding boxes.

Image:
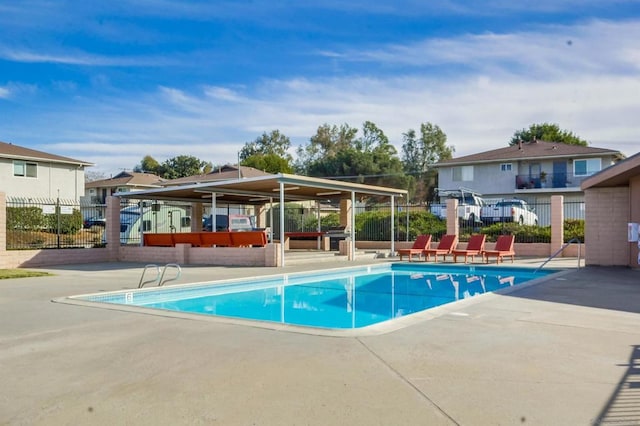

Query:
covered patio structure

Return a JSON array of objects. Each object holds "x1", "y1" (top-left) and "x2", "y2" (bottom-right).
[{"x1": 110, "y1": 173, "x2": 408, "y2": 267}]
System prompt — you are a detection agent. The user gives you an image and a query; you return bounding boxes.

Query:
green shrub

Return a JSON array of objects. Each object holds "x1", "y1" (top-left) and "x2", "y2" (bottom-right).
[
  {"x1": 302, "y1": 212, "x2": 341, "y2": 231},
  {"x1": 564, "y1": 219, "x2": 584, "y2": 243},
  {"x1": 481, "y1": 223, "x2": 551, "y2": 243},
  {"x1": 7, "y1": 207, "x2": 45, "y2": 231},
  {"x1": 395, "y1": 210, "x2": 446, "y2": 241},
  {"x1": 43, "y1": 208, "x2": 83, "y2": 234},
  {"x1": 355, "y1": 210, "x2": 446, "y2": 241},
  {"x1": 480, "y1": 219, "x2": 584, "y2": 243}
]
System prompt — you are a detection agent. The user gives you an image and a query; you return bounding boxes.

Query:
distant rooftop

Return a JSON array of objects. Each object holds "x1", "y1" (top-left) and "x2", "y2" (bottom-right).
[
  {"x1": 0, "y1": 140, "x2": 93, "y2": 166},
  {"x1": 162, "y1": 164, "x2": 273, "y2": 186},
  {"x1": 436, "y1": 140, "x2": 624, "y2": 166},
  {"x1": 85, "y1": 171, "x2": 165, "y2": 189}
]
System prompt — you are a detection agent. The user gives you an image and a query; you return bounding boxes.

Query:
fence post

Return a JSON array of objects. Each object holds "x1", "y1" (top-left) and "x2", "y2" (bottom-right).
[
  {"x1": 550, "y1": 195, "x2": 564, "y2": 255},
  {"x1": 0, "y1": 192, "x2": 6, "y2": 258},
  {"x1": 106, "y1": 196, "x2": 121, "y2": 261},
  {"x1": 446, "y1": 198, "x2": 459, "y2": 237},
  {"x1": 56, "y1": 196, "x2": 61, "y2": 249}
]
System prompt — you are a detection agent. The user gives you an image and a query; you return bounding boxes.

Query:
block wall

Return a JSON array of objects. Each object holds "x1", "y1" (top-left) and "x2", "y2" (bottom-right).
[{"x1": 584, "y1": 187, "x2": 630, "y2": 266}]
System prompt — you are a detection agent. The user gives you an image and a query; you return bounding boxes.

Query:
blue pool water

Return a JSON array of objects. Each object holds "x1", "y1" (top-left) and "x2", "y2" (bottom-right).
[{"x1": 76, "y1": 263, "x2": 557, "y2": 330}]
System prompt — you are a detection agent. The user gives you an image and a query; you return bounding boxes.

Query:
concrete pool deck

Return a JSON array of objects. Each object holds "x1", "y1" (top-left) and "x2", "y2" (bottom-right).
[{"x1": 1, "y1": 256, "x2": 639, "y2": 425}]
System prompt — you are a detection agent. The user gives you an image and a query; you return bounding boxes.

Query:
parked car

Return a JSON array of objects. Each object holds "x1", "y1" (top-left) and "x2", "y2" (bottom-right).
[
  {"x1": 83, "y1": 216, "x2": 106, "y2": 228},
  {"x1": 202, "y1": 214, "x2": 255, "y2": 232},
  {"x1": 429, "y1": 188, "x2": 486, "y2": 225},
  {"x1": 481, "y1": 199, "x2": 538, "y2": 226}
]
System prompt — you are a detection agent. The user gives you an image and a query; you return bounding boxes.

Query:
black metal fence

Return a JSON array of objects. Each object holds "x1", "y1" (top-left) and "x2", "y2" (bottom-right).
[
  {"x1": 272, "y1": 200, "x2": 585, "y2": 244},
  {"x1": 5, "y1": 198, "x2": 585, "y2": 249},
  {"x1": 6, "y1": 197, "x2": 106, "y2": 250}
]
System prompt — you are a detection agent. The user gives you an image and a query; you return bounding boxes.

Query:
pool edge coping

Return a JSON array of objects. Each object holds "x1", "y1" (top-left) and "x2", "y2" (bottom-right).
[{"x1": 53, "y1": 264, "x2": 572, "y2": 337}]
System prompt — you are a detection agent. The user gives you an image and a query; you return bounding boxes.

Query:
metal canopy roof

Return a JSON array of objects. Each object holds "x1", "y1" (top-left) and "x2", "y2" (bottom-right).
[
  {"x1": 115, "y1": 173, "x2": 408, "y2": 204},
  {"x1": 115, "y1": 173, "x2": 407, "y2": 267}
]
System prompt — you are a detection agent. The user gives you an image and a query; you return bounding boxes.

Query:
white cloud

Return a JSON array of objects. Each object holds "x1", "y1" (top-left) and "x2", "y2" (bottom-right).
[
  {"x1": 0, "y1": 45, "x2": 179, "y2": 67},
  {"x1": 5, "y1": 17, "x2": 638, "y2": 175},
  {"x1": 328, "y1": 19, "x2": 640, "y2": 77}
]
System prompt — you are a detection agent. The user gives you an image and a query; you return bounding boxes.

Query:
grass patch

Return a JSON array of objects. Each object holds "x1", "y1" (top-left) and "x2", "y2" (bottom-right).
[{"x1": 0, "y1": 269, "x2": 52, "y2": 279}]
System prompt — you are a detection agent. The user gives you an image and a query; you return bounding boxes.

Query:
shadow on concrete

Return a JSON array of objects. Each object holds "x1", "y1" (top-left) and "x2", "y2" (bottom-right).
[
  {"x1": 593, "y1": 344, "x2": 640, "y2": 425},
  {"x1": 505, "y1": 267, "x2": 640, "y2": 315}
]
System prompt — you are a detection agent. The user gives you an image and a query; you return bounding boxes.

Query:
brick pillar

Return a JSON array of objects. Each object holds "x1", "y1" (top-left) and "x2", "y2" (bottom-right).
[
  {"x1": 191, "y1": 202, "x2": 203, "y2": 232},
  {"x1": 446, "y1": 198, "x2": 459, "y2": 237},
  {"x1": 255, "y1": 204, "x2": 267, "y2": 229},
  {"x1": 106, "y1": 196, "x2": 121, "y2": 261},
  {"x1": 629, "y1": 176, "x2": 640, "y2": 268},
  {"x1": 0, "y1": 192, "x2": 6, "y2": 256},
  {"x1": 340, "y1": 199, "x2": 352, "y2": 230},
  {"x1": 550, "y1": 195, "x2": 564, "y2": 255}
]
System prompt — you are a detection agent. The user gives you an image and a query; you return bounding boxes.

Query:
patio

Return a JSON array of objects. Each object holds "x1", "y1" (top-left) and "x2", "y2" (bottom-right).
[{"x1": 1, "y1": 258, "x2": 639, "y2": 424}]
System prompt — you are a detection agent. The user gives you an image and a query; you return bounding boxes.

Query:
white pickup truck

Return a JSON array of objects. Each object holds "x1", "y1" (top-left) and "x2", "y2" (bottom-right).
[
  {"x1": 481, "y1": 199, "x2": 538, "y2": 226},
  {"x1": 429, "y1": 189, "x2": 486, "y2": 225}
]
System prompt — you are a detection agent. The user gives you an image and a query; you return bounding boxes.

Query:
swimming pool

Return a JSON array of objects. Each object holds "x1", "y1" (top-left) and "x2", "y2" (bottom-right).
[{"x1": 68, "y1": 263, "x2": 558, "y2": 333}]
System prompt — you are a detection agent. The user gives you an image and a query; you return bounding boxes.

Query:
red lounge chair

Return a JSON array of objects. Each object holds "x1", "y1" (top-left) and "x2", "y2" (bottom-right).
[
  {"x1": 483, "y1": 235, "x2": 515, "y2": 264},
  {"x1": 423, "y1": 234, "x2": 458, "y2": 262},
  {"x1": 397, "y1": 234, "x2": 432, "y2": 262},
  {"x1": 452, "y1": 234, "x2": 486, "y2": 264}
]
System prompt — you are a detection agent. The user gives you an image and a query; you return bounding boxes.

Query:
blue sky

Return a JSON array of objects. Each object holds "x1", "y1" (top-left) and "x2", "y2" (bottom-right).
[{"x1": 1, "y1": 0, "x2": 639, "y2": 176}]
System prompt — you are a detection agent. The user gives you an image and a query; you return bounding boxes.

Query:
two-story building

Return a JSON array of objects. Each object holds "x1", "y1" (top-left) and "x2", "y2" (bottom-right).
[
  {"x1": 0, "y1": 140, "x2": 93, "y2": 201},
  {"x1": 434, "y1": 140, "x2": 624, "y2": 203},
  {"x1": 433, "y1": 140, "x2": 625, "y2": 225}
]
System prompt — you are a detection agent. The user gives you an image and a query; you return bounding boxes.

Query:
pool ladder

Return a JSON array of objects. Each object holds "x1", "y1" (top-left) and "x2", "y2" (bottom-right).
[
  {"x1": 535, "y1": 238, "x2": 582, "y2": 273},
  {"x1": 138, "y1": 263, "x2": 182, "y2": 288}
]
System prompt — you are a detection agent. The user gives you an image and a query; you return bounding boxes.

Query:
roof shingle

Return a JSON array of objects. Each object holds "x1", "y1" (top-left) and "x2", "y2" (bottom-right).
[
  {"x1": 436, "y1": 140, "x2": 623, "y2": 166},
  {"x1": 0, "y1": 140, "x2": 93, "y2": 166}
]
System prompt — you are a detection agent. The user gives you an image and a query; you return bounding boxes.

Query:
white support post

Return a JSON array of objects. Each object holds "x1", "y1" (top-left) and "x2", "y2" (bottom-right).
[
  {"x1": 211, "y1": 192, "x2": 217, "y2": 231},
  {"x1": 350, "y1": 191, "x2": 356, "y2": 260},
  {"x1": 316, "y1": 200, "x2": 321, "y2": 250},
  {"x1": 390, "y1": 195, "x2": 395, "y2": 256},
  {"x1": 280, "y1": 182, "x2": 286, "y2": 267}
]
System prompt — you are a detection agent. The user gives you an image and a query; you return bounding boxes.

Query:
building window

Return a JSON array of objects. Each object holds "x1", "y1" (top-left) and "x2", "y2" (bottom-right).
[
  {"x1": 13, "y1": 161, "x2": 37, "y2": 178},
  {"x1": 574, "y1": 158, "x2": 601, "y2": 176},
  {"x1": 452, "y1": 166, "x2": 473, "y2": 181},
  {"x1": 500, "y1": 163, "x2": 512, "y2": 172}
]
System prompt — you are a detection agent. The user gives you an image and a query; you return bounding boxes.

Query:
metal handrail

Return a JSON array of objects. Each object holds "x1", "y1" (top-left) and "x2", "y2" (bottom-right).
[
  {"x1": 535, "y1": 238, "x2": 582, "y2": 273},
  {"x1": 138, "y1": 264, "x2": 160, "y2": 288},
  {"x1": 158, "y1": 263, "x2": 182, "y2": 286}
]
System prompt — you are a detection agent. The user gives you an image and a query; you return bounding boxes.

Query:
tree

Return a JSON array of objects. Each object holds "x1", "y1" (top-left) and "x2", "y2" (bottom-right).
[
  {"x1": 240, "y1": 130, "x2": 292, "y2": 160},
  {"x1": 510, "y1": 123, "x2": 588, "y2": 146},
  {"x1": 295, "y1": 122, "x2": 410, "y2": 199},
  {"x1": 401, "y1": 122, "x2": 454, "y2": 202},
  {"x1": 295, "y1": 123, "x2": 359, "y2": 174},
  {"x1": 157, "y1": 155, "x2": 209, "y2": 179},
  {"x1": 242, "y1": 153, "x2": 293, "y2": 174},
  {"x1": 134, "y1": 155, "x2": 212, "y2": 179},
  {"x1": 134, "y1": 155, "x2": 161, "y2": 174},
  {"x1": 240, "y1": 130, "x2": 293, "y2": 173}
]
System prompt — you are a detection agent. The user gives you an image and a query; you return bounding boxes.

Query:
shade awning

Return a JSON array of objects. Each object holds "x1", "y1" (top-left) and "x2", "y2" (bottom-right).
[{"x1": 115, "y1": 173, "x2": 408, "y2": 204}]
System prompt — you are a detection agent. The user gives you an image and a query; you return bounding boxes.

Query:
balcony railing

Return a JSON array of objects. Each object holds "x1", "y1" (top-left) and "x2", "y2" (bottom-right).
[{"x1": 515, "y1": 172, "x2": 588, "y2": 190}]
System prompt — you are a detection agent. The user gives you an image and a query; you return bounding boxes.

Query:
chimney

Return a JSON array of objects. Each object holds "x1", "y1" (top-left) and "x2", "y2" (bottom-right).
[{"x1": 518, "y1": 140, "x2": 523, "y2": 150}]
